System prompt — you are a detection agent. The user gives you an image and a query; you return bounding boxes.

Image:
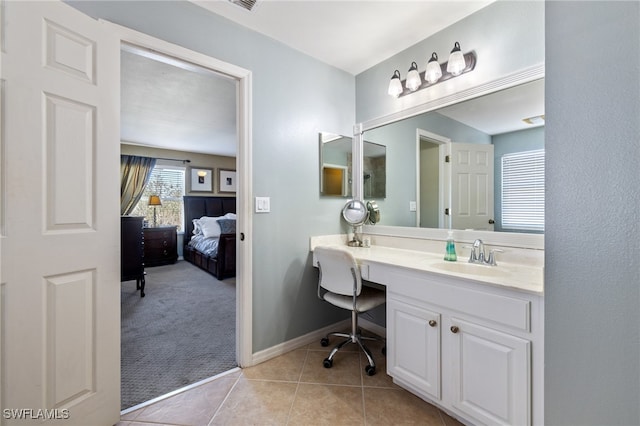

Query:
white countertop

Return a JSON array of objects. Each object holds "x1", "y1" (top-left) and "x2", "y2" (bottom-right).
[{"x1": 310, "y1": 240, "x2": 544, "y2": 295}]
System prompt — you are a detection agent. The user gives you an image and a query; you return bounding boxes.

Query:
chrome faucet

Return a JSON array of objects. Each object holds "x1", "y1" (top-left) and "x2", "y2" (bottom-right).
[
  {"x1": 468, "y1": 239, "x2": 503, "y2": 266},
  {"x1": 470, "y1": 239, "x2": 485, "y2": 263}
]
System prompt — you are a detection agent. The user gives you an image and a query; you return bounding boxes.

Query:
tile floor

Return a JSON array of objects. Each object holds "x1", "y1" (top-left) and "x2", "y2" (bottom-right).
[{"x1": 117, "y1": 336, "x2": 464, "y2": 426}]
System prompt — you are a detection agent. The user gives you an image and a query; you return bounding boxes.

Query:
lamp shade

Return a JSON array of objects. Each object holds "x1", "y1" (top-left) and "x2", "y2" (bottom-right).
[
  {"x1": 148, "y1": 195, "x2": 162, "y2": 206},
  {"x1": 446, "y1": 42, "x2": 466, "y2": 76},
  {"x1": 405, "y1": 62, "x2": 422, "y2": 92},
  {"x1": 387, "y1": 70, "x2": 403, "y2": 98},
  {"x1": 425, "y1": 52, "x2": 442, "y2": 84}
]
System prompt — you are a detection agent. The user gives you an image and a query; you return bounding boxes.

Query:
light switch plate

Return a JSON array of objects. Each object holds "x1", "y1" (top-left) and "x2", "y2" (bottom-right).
[
  {"x1": 255, "y1": 196, "x2": 271, "y2": 213},
  {"x1": 409, "y1": 201, "x2": 417, "y2": 212}
]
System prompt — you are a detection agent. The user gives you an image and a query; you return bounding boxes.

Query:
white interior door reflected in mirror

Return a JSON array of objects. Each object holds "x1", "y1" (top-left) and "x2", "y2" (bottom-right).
[{"x1": 449, "y1": 143, "x2": 494, "y2": 231}]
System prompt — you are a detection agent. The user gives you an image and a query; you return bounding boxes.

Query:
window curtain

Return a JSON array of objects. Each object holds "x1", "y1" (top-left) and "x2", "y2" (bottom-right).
[{"x1": 120, "y1": 155, "x2": 156, "y2": 215}]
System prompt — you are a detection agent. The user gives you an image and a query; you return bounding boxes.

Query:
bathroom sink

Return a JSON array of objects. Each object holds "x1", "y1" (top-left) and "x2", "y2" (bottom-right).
[{"x1": 430, "y1": 261, "x2": 510, "y2": 278}]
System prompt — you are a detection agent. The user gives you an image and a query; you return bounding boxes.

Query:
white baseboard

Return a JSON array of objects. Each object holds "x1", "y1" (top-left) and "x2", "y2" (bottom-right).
[
  {"x1": 250, "y1": 318, "x2": 386, "y2": 366},
  {"x1": 250, "y1": 319, "x2": 350, "y2": 366}
]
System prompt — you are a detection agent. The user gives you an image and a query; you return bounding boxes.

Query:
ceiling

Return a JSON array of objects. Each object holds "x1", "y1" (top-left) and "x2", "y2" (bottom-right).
[
  {"x1": 191, "y1": 0, "x2": 495, "y2": 76},
  {"x1": 121, "y1": 0, "x2": 543, "y2": 157}
]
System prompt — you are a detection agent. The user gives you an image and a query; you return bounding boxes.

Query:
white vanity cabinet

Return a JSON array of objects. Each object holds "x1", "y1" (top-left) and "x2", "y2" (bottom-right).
[
  {"x1": 375, "y1": 264, "x2": 542, "y2": 426},
  {"x1": 387, "y1": 297, "x2": 441, "y2": 400}
]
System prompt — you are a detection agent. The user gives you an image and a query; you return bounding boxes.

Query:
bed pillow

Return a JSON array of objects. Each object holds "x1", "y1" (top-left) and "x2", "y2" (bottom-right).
[
  {"x1": 192, "y1": 218, "x2": 203, "y2": 235},
  {"x1": 224, "y1": 212, "x2": 237, "y2": 220},
  {"x1": 217, "y1": 218, "x2": 236, "y2": 234},
  {"x1": 199, "y1": 216, "x2": 222, "y2": 238}
]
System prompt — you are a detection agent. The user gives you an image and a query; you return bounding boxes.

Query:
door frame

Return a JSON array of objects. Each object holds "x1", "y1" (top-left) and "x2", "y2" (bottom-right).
[
  {"x1": 415, "y1": 129, "x2": 450, "y2": 228},
  {"x1": 102, "y1": 21, "x2": 254, "y2": 367}
]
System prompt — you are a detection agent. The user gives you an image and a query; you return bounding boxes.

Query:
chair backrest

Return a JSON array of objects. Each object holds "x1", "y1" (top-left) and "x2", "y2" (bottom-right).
[{"x1": 314, "y1": 246, "x2": 362, "y2": 297}]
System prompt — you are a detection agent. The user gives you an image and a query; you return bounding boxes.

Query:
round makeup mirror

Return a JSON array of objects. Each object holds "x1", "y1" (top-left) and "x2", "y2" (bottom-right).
[{"x1": 342, "y1": 200, "x2": 369, "y2": 246}]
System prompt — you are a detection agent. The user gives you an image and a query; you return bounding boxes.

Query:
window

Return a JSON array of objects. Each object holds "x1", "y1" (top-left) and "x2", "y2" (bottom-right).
[
  {"x1": 501, "y1": 149, "x2": 544, "y2": 232},
  {"x1": 131, "y1": 166, "x2": 185, "y2": 230}
]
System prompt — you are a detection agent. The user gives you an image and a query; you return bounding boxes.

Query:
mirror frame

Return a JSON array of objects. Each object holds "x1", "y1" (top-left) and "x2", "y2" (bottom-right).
[{"x1": 353, "y1": 65, "x2": 545, "y2": 250}]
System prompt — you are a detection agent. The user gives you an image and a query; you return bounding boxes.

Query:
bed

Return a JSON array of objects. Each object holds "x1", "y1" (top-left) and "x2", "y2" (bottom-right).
[{"x1": 183, "y1": 196, "x2": 237, "y2": 279}]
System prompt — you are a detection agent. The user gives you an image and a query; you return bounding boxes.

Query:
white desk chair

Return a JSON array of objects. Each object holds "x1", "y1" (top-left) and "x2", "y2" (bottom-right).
[{"x1": 315, "y1": 246, "x2": 386, "y2": 375}]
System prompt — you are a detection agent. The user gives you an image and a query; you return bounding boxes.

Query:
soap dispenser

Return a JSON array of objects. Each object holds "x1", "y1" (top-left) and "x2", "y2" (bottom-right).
[{"x1": 444, "y1": 230, "x2": 457, "y2": 261}]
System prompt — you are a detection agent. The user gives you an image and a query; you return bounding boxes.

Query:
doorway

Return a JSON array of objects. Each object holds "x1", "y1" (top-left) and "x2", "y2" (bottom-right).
[
  {"x1": 416, "y1": 129, "x2": 450, "y2": 229},
  {"x1": 111, "y1": 24, "x2": 253, "y2": 412}
]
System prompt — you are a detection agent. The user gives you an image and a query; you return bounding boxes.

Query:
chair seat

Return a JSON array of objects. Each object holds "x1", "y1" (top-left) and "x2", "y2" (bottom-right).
[{"x1": 323, "y1": 286, "x2": 386, "y2": 312}]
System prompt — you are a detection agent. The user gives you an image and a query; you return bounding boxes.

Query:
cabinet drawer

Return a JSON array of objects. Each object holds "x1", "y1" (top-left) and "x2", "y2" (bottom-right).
[
  {"x1": 145, "y1": 238, "x2": 173, "y2": 249},
  {"x1": 384, "y1": 269, "x2": 531, "y2": 332}
]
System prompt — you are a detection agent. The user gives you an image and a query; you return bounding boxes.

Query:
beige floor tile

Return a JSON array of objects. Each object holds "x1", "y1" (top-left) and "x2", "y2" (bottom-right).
[
  {"x1": 359, "y1": 352, "x2": 398, "y2": 390},
  {"x1": 209, "y1": 378, "x2": 297, "y2": 425},
  {"x1": 300, "y1": 350, "x2": 363, "y2": 386},
  {"x1": 133, "y1": 377, "x2": 237, "y2": 426},
  {"x1": 287, "y1": 383, "x2": 364, "y2": 426},
  {"x1": 363, "y1": 387, "x2": 444, "y2": 426},
  {"x1": 241, "y1": 349, "x2": 308, "y2": 382},
  {"x1": 441, "y1": 410, "x2": 466, "y2": 426}
]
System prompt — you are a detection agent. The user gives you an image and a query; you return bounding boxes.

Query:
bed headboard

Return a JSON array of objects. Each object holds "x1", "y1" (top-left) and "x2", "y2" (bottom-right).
[{"x1": 183, "y1": 196, "x2": 236, "y2": 244}]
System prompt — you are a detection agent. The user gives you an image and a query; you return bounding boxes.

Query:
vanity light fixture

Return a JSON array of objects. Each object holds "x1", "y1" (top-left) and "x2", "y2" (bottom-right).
[{"x1": 387, "y1": 42, "x2": 476, "y2": 98}]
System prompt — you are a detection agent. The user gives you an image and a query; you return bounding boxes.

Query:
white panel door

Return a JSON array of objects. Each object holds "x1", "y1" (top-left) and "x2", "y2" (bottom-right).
[
  {"x1": 448, "y1": 318, "x2": 531, "y2": 426},
  {"x1": 1, "y1": 1, "x2": 120, "y2": 424},
  {"x1": 449, "y1": 143, "x2": 494, "y2": 230},
  {"x1": 387, "y1": 297, "x2": 441, "y2": 400}
]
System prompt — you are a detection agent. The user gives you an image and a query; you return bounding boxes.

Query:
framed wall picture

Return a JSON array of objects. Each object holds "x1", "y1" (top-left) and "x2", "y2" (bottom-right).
[
  {"x1": 189, "y1": 167, "x2": 213, "y2": 192},
  {"x1": 218, "y1": 169, "x2": 237, "y2": 193}
]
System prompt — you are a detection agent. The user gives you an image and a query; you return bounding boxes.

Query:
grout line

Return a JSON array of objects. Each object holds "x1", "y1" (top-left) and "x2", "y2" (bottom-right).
[
  {"x1": 284, "y1": 346, "x2": 309, "y2": 425},
  {"x1": 206, "y1": 373, "x2": 242, "y2": 426}
]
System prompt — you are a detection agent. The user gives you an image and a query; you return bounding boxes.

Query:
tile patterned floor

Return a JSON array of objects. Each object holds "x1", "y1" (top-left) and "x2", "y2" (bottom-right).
[{"x1": 117, "y1": 337, "x2": 464, "y2": 425}]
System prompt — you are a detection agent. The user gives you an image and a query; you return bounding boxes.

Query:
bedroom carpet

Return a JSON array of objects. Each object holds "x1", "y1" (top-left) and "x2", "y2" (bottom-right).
[{"x1": 121, "y1": 260, "x2": 237, "y2": 410}]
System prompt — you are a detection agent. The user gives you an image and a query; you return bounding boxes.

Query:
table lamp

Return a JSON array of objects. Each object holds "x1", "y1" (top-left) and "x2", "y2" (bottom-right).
[{"x1": 148, "y1": 195, "x2": 162, "y2": 227}]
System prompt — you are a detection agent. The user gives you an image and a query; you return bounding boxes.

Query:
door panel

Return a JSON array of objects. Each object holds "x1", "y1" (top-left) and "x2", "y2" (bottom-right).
[
  {"x1": 1, "y1": 1, "x2": 120, "y2": 424},
  {"x1": 450, "y1": 143, "x2": 494, "y2": 230}
]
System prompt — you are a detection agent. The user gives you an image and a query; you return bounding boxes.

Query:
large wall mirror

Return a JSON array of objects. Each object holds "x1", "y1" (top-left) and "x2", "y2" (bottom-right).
[
  {"x1": 320, "y1": 132, "x2": 386, "y2": 198},
  {"x1": 361, "y1": 78, "x2": 544, "y2": 233}
]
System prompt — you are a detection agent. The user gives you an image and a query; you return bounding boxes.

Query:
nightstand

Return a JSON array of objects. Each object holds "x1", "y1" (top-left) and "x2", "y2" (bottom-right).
[{"x1": 143, "y1": 226, "x2": 178, "y2": 267}]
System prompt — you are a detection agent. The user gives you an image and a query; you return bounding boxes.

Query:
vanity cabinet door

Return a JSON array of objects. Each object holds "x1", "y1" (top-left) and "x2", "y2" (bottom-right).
[
  {"x1": 387, "y1": 296, "x2": 441, "y2": 400},
  {"x1": 447, "y1": 318, "x2": 531, "y2": 426}
]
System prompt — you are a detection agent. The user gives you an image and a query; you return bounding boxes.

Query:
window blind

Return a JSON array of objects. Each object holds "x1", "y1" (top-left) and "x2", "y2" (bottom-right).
[
  {"x1": 501, "y1": 149, "x2": 544, "y2": 231},
  {"x1": 147, "y1": 167, "x2": 185, "y2": 201}
]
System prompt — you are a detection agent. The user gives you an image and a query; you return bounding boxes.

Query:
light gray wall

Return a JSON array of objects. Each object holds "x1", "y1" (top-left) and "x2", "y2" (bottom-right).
[
  {"x1": 545, "y1": 2, "x2": 640, "y2": 424},
  {"x1": 68, "y1": 1, "x2": 356, "y2": 352},
  {"x1": 492, "y1": 127, "x2": 544, "y2": 232}
]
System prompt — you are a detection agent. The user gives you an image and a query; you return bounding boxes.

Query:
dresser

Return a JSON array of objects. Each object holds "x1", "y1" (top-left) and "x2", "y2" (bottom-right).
[
  {"x1": 121, "y1": 216, "x2": 145, "y2": 297},
  {"x1": 143, "y1": 226, "x2": 178, "y2": 267}
]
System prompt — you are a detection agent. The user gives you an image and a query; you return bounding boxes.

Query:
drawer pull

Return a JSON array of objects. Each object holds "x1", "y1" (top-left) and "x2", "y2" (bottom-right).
[
  {"x1": 450, "y1": 326, "x2": 459, "y2": 334},
  {"x1": 428, "y1": 320, "x2": 437, "y2": 327},
  {"x1": 163, "y1": 241, "x2": 168, "y2": 246}
]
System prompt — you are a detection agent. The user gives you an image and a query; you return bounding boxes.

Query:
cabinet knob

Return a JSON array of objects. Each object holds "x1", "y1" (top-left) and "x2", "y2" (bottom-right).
[
  {"x1": 428, "y1": 320, "x2": 437, "y2": 327},
  {"x1": 450, "y1": 326, "x2": 459, "y2": 334}
]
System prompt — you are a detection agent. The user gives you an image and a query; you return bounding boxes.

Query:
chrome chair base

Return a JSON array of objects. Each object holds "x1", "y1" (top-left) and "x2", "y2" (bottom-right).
[{"x1": 320, "y1": 326, "x2": 385, "y2": 376}]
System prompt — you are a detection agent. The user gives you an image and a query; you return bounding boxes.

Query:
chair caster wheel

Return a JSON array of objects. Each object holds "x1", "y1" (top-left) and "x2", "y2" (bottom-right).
[
  {"x1": 365, "y1": 365, "x2": 376, "y2": 376},
  {"x1": 320, "y1": 338, "x2": 329, "y2": 347},
  {"x1": 323, "y1": 358, "x2": 333, "y2": 368}
]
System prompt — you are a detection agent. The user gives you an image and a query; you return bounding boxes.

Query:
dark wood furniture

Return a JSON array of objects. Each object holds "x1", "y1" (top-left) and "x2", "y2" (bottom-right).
[
  {"x1": 121, "y1": 216, "x2": 145, "y2": 297},
  {"x1": 183, "y1": 196, "x2": 236, "y2": 279},
  {"x1": 143, "y1": 226, "x2": 178, "y2": 267}
]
